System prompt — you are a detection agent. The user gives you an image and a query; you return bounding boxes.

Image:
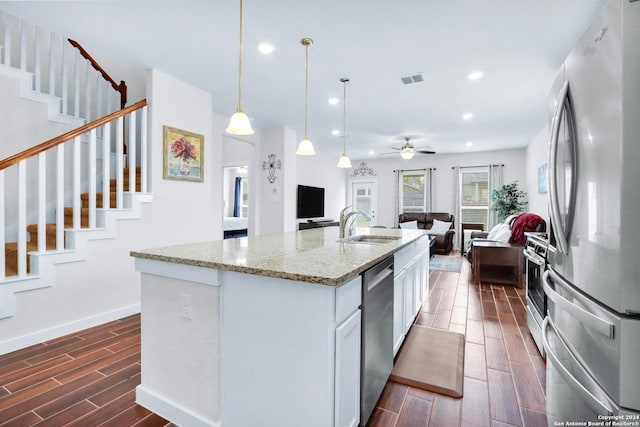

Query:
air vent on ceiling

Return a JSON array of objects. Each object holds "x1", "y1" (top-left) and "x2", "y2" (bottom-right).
[{"x1": 401, "y1": 73, "x2": 424, "y2": 85}]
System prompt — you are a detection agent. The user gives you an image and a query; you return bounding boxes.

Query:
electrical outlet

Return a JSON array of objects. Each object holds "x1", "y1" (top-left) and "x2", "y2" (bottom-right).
[{"x1": 181, "y1": 294, "x2": 193, "y2": 320}]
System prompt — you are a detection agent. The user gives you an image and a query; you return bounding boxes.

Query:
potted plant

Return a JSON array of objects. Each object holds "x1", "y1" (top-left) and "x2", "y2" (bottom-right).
[{"x1": 490, "y1": 181, "x2": 528, "y2": 222}]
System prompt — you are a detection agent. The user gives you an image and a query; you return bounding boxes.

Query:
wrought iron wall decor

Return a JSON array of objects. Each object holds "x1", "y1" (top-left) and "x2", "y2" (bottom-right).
[
  {"x1": 351, "y1": 161, "x2": 376, "y2": 177},
  {"x1": 262, "y1": 153, "x2": 282, "y2": 183}
]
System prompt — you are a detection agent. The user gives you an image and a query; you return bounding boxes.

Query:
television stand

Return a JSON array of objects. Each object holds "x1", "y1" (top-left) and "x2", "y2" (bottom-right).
[{"x1": 299, "y1": 221, "x2": 339, "y2": 230}]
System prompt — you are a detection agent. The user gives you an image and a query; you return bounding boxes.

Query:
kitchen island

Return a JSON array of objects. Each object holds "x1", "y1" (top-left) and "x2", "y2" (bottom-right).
[{"x1": 130, "y1": 227, "x2": 431, "y2": 427}]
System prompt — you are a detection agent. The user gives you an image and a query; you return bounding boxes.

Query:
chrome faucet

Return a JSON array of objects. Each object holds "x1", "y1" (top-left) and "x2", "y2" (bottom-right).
[{"x1": 339, "y1": 206, "x2": 370, "y2": 238}]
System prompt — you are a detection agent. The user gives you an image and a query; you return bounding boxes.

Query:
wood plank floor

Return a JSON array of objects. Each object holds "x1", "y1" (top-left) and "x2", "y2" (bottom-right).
[
  {"x1": 0, "y1": 315, "x2": 169, "y2": 426},
  {"x1": 0, "y1": 254, "x2": 546, "y2": 426},
  {"x1": 368, "y1": 255, "x2": 547, "y2": 427}
]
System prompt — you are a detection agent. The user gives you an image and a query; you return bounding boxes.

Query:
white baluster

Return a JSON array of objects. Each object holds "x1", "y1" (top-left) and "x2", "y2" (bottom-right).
[
  {"x1": 102, "y1": 122, "x2": 111, "y2": 208},
  {"x1": 96, "y1": 74, "x2": 103, "y2": 123},
  {"x1": 84, "y1": 60, "x2": 90, "y2": 121},
  {"x1": 141, "y1": 106, "x2": 148, "y2": 193},
  {"x1": 37, "y1": 153, "x2": 46, "y2": 252},
  {"x1": 34, "y1": 26, "x2": 41, "y2": 92},
  {"x1": 56, "y1": 144, "x2": 64, "y2": 250},
  {"x1": 128, "y1": 112, "x2": 137, "y2": 193},
  {"x1": 89, "y1": 129, "x2": 97, "y2": 229},
  {"x1": 3, "y1": 14, "x2": 12, "y2": 66},
  {"x1": 18, "y1": 160, "x2": 27, "y2": 277},
  {"x1": 48, "y1": 31, "x2": 55, "y2": 97},
  {"x1": 0, "y1": 169, "x2": 5, "y2": 278},
  {"x1": 116, "y1": 117, "x2": 124, "y2": 209},
  {"x1": 19, "y1": 19, "x2": 26, "y2": 71},
  {"x1": 61, "y1": 40, "x2": 67, "y2": 115},
  {"x1": 74, "y1": 49, "x2": 80, "y2": 118},
  {"x1": 73, "y1": 136, "x2": 81, "y2": 229}
]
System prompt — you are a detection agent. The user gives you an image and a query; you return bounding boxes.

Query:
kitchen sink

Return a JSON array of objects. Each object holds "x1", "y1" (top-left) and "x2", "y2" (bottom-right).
[{"x1": 338, "y1": 235, "x2": 402, "y2": 244}]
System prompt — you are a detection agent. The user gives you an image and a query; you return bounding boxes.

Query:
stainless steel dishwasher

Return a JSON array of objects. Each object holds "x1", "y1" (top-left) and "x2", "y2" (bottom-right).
[{"x1": 360, "y1": 256, "x2": 394, "y2": 426}]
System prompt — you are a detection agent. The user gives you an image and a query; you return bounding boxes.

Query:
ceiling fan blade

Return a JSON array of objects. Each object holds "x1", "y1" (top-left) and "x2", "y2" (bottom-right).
[{"x1": 416, "y1": 150, "x2": 436, "y2": 154}]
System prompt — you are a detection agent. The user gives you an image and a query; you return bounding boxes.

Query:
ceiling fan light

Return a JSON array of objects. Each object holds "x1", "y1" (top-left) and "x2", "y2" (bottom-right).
[
  {"x1": 296, "y1": 137, "x2": 316, "y2": 155},
  {"x1": 400, "y1": 142, "x2": 415, "y2": 160},
  {"x1": 336, "y1": 154, "x2": 352, "y2": 168},
  {"x1": 226, "y1": 108, "x2": 254, "y2": 135},
  {"x1": 400, "y1": 150, "x2": 415, "y2": 160}
]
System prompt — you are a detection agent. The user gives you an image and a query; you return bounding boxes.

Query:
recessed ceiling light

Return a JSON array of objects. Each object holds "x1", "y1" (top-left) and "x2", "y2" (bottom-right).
[
  {"x1": 462, "y1": 113, "x2": 473, "y2": 120},
  {"x1": 328, "y1": 97, "x2": 339, "y2": 105},
  {"x1": 466, "y1": 141, "x2": 473, "y2": 147},
  {"x1": 369, "y1": 150, "x2": 375, "y2": 155},
  {"x1": 258, "y1": 43, "x2": 275, "y2": 54},
  {"x1": 331, "y1": 129, "x2": 340, "y2": 136},
  {"x1": 467, "y1": 70, "x2": 483, "y2": 80}
]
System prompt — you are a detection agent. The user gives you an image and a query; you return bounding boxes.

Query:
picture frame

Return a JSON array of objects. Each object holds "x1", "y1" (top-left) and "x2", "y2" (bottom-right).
[
  {"x1": 538, "y1": 163, "x2": 548, "y2": 194},
  {"x1": 163, "y1": 125, "x2": 204, "y2": 182}
]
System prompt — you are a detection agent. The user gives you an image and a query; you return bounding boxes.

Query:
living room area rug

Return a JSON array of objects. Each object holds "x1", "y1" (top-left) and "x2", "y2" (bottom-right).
[
  {"x1": 390, "y1": 326, "x2": 465, "y2": 398},
  {"x1": 429, "y1": 254, "x2": 463, "y2": 272}
]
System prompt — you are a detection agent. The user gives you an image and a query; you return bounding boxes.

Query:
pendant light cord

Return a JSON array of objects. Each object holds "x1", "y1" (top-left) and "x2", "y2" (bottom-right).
[
  {"x1": 237, "y1": 0, "x2": 244, "y2": 110},
  {"x1": 304, "y1": 42, "x2": 309, "y2": 139},
  {"x1": 342, "y1": 79, "x2": 347, "y2": 153}
]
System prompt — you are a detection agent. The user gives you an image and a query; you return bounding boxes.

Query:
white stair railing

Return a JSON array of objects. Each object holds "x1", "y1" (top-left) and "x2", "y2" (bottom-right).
[
  {"x1": 0, "y1": 10, "x2": 124, "y2": 122},
  {"x1": 0, "y1": 100, "x2": 148, "y2": 282}
]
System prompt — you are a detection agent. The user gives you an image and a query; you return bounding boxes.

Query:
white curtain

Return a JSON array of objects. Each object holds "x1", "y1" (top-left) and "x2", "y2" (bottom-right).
[
  {"x1": 451, "y1": 166, "x2": 460, "y2": 249},
  {"x1": 488, "y1": 164, "x2": 504, "y2": 229},
  {"x1": 424, "y1": 168, "x2": 436, "y2": 212},
  {"x1": 393, "y1": 170, "x2": 400, "y2": 227}
]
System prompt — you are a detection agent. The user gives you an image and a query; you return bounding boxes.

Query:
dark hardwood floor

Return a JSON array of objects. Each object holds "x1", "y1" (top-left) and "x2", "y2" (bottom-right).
[
  {"x1": 0, "y1": 254, "x2": 546, "y2": 426},
  {"x1": 368, "y1": 256, "x2": 547, "y2": 427}
]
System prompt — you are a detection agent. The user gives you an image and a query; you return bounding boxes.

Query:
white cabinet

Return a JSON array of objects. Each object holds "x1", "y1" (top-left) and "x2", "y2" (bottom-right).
[
  {"x1": 392, "y1": 236, "x2": 430, "y2": 356},
  {"x1": 335, "y1": 310, "x2": 361, "y2": 427}
]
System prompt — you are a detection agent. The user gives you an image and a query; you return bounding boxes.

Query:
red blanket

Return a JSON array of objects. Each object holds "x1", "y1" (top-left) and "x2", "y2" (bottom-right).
[{"x1": 509, "y1": 213, "x2": 546, "y2": 245}]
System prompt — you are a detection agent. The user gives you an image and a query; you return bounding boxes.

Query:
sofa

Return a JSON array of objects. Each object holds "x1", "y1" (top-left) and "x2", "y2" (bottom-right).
[{"x1": 398, "y1": 212, "x2": 455, "y2": 255}]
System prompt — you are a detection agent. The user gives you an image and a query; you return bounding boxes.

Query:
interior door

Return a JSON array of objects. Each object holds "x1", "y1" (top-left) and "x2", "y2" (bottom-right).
[{"x1": 351, "y1": 181, "x2": 377, "y2": 227}]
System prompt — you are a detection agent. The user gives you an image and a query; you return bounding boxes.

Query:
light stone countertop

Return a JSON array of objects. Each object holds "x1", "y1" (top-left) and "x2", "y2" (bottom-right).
[{"x1": 130, "y1": 227, "x2": 429, "y2": 286}]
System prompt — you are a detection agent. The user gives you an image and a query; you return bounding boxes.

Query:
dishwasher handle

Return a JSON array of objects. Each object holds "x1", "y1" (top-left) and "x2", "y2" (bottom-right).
[{"x1": 366, "y1": 267, "x2": 393, "y2": 292}]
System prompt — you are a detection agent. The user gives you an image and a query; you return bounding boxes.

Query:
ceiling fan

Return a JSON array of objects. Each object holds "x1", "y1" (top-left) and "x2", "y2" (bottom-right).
[{"x1": 381, "y1": 137, "x2": 436, "y2": 159}]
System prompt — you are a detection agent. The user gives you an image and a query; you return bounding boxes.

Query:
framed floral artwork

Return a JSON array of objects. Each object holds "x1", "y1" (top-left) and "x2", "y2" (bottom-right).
[{"x1": 163, "y1": 125, "x2": 204, "y2": 182}]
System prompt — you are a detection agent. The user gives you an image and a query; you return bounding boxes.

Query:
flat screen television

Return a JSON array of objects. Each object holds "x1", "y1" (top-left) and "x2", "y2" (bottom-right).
[{"x1": 297, "y1": 185, "x2": 325, "y2": 219}]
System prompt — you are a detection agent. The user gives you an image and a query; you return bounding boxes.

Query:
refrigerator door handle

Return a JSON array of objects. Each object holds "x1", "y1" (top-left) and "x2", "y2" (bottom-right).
[
  {"x1": 543, "y1": 270, "x2": 615, "y2": 339},
  {"x1": 547, "y1": 80, "x2": 570, "y2": 254},
  {"x1": 542, "y1": 316, "x2": 615, "y2": 416}
]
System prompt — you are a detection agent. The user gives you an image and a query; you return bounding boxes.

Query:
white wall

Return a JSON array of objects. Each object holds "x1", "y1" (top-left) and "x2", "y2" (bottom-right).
[
  {"x1": 0, "y1": 68, "x2": 223, "y2": 352},
  {"x1": 296, "y1": 152, "x2": 348, "y2": 224},
  {"x1": 525, "y1": 125, "x2": 550, "y2": 223},
  {"x1": 359, "y1": 148, "x2": 527, "y2": 228},
  {"x1": 0, "y1": 73, "x2": 74, "y2": 158}
]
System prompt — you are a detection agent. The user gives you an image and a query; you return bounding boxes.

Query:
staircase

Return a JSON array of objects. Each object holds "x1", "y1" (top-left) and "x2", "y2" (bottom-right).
[
  {"x1": 3, "y1": 167, "x2": 141, "y2": 277},
  {"x1": 1, "y1": 9, "x2": 151, "y2": 325}
]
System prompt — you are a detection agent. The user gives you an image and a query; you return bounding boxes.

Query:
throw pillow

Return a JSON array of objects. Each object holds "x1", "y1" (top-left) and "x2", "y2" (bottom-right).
[
  {"x1": 486, "y1": 223, "x2": 502, "y2": 240},
  {"x1": 399, "y1": 220, "x2": 418, "y2": 229},
  {"x1": 429, "y1": 219, "x2": 452, "y2": 235},
  {"x1": 488, "y1": 223, "x2": 511, "y2": 242}
]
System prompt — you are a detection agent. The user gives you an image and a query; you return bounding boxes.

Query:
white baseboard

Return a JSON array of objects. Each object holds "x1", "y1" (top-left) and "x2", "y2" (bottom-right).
[
  {"x1": 0, "y1": 303, "x2": 140, "y2": 356},
  {"x1": 136, "y1": 385, "x2": 220, "y2": 427}
]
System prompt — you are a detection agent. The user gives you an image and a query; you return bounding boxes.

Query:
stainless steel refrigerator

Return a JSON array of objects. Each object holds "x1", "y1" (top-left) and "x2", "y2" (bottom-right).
[{"x1": 543, "y1": 0, "x2": 640, "y2": 422}]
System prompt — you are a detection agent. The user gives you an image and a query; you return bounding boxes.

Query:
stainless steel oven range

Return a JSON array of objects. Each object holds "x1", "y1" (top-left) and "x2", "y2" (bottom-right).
[{"x1": 523, "y1": 232, "x2": 548, "y2": 357}]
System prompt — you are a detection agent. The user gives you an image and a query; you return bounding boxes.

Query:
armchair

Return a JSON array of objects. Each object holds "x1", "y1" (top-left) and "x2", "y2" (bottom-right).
[{"x1": 398, "y1": 212, "x2": 455, "y2": 255}]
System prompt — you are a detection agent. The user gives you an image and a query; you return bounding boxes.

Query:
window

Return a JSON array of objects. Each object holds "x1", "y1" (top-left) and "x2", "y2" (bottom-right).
[
  {"x1": 460, "y1": 168, "x2": 489, "y2": 229},
  {"x1": 401, "y1": 172, "x2": 427, "y2": 213}
]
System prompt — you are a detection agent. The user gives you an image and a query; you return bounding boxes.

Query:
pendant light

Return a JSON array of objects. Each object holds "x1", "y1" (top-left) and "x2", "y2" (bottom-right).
[
  {"x1": 336, "y1": 78, "x2": 352, "y2": 168},
  {"x1": 226, "y1": 0, "x2": 254, "y2": 135},
  {"x1": 296, "y1": 38, "x2": 316, "y2": 155}
]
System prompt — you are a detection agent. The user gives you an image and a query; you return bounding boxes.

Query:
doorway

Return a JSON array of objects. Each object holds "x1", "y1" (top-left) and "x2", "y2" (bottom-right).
[
  {"x1": 351, "y1": 180, "x2": 378, "y2": 227},
  {"x1": 223, "y1": 165, "x2": 249, "y2": 238}
]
